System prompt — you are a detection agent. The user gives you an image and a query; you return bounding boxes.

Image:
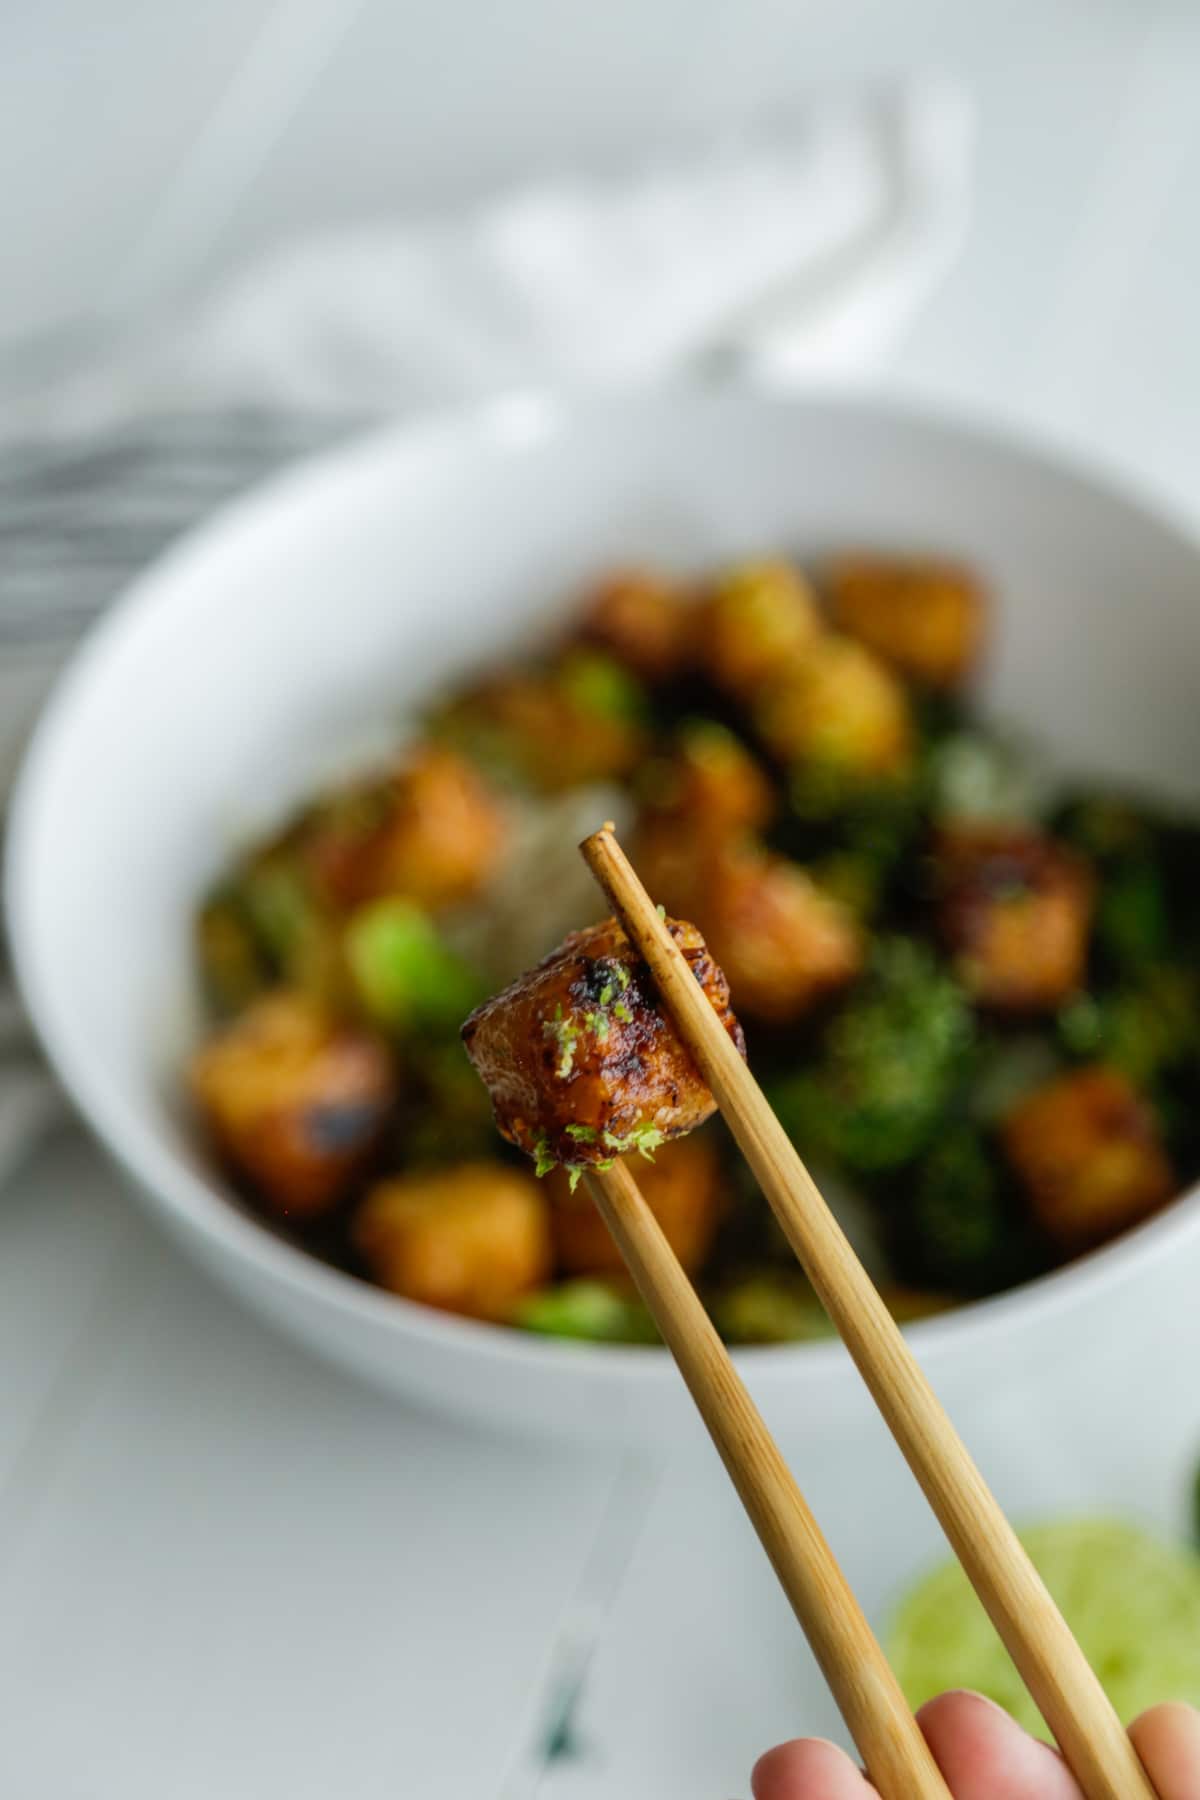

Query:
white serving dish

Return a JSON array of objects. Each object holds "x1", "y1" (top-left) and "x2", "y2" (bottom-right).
[{"x1": 9, "y1": 382, "x2": 1200, "y2": 1445}]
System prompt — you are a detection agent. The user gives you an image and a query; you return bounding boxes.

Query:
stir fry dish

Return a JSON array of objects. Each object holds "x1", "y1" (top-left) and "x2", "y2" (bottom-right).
[{"x1": 189, "y1": 552, "x2": 1200, "y2": 1344}]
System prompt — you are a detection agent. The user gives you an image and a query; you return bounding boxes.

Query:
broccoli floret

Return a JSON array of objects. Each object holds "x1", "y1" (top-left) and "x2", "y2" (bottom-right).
[
  {"x1": 1058, "y1": 968, "x2": 1199, "y2": 1087},
  {"x1": 891, "y1": 1124, "x2": 1052, "y2": 1296},
  {"x1": 401, "y1": 1039, "x2": 498, "y2": 1166},
  {"x1": 513, "y1": 1280, "x2": 659, "y2": 1344},
  {"x1": 239, "y1": 853, "x2": 317, "y2": 967},
  {"x1": 1096, "y1": 861, "x2": 1170, "y2": 973},
  {"x1": 195, "y1": 892, "x2": 270, "y2": 1015},
  {"x1": 1054, "y1": 794, "x2": 1156, "y2": 862},
  {"x1": 769, "y1": 770, "x2": 927, "y2": 923},
  {"x1": 769, "y1": 939, "x2": 973, "y2": 1174},
  {"x1": 709, "y1": 1272, "x2": 834, "y2": 1345},
  {"x1": 1054, "y1": 792, "x2": 1171, "y2": 975},
  {"x1": 899, "y1": 1128, "x2": 1010, "y2": 1293},
  {"x1": 212, "y1": 846, "x2": 345, "y2": 1004}
]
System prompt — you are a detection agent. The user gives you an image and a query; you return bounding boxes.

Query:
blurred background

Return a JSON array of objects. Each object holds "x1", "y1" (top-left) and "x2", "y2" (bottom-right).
[
  {"x1": 4, "y1": 3, "x2": 1200, "y2": 1798},
  {"x1": 6, "y1": 0, "x2": 1200, "y2": 480}
]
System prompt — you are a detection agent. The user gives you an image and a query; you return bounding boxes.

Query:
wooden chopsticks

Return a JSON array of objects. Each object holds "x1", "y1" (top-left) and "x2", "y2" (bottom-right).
[
  {"x1": 585, "y1": 1157, "x2": 952, "y2": 1798},
  {"x1": 580, "y1": 825, "x2": 1158, "y2": 1800}
]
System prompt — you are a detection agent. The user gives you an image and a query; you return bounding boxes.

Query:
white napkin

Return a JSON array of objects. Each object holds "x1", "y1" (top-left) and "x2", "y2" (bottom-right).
[
  {"x1": 0, "y1": 79, "x2": 972, "y2": 1185},
  {"x1": 9, "y1": 80, "x2": 970, "y2": 439}
]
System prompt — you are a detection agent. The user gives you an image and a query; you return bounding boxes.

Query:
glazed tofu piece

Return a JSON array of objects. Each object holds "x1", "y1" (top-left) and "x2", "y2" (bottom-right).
[
  {"x1": 697, "y1": 559, "x2": 821, "y2": 701},
  {"x1": 633, "y1": 825, "x2": 862, "y2": 1023},
  {"x1": 827, "y1": 553, "x2": 985, "y2": 689},
  {"x1": 461, "y1": 916, "x2": 744, "y2": 1172},
  {"x1": 433, "y1": 651, "x2": 646, "y2": 792},
  {"x1": 548, "y1": 1132, "x2": 721, "y2": 1276},
  {"x1": 576, "y1": 568, "x2": 691, "y2": 683},
  {"x1": 190, "y1": 992, "x2": 395, "y2": 1219},
  {"x1": 304, "y1": 743, "x2": 505, "y2": 913},
  {"x1": 1001, "y1": 1066, "x2": 1175, "y2": 1252},
  {"x1": 936, "y1": 825, "x2": 1094, "y2": 1013},
  {"x1": 638, "y1": 721, "x2": 775, "y2": 838},
  {"x1": 700, "y1": 843, "x2": 863, "y2": 1022},
  {"x1": 755, "y1": 634, "x2": 913, "y2": 780},
  {"x1": 355, "y1": 1162, "x2": 551, "y2": 1319}
]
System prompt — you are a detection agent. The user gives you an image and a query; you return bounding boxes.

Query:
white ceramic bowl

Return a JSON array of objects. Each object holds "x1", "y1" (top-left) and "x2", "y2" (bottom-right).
[{"x1": 9, "y1": 383, "x2": 1200, "y2": 1447}]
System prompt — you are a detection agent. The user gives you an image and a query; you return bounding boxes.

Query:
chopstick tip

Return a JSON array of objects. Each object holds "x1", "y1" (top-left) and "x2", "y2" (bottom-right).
[{"x1": 579, "y1": 820, "x2": 619, "y2": 858}]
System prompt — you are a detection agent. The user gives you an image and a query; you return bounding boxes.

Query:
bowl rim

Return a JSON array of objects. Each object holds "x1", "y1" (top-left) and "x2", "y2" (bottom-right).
[{"x1": 8, "y1": 375, "x2": 1200, "y2": 1390}]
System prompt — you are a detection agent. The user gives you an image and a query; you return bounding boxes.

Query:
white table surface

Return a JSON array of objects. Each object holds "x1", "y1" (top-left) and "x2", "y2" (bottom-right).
[{"x1": 7, "y1": 5, "x2": 1200, "y2": 1795}]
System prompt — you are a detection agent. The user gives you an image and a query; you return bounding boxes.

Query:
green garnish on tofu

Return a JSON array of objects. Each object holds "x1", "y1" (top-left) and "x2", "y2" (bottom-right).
[
  {"x1": 600, "y1": 1122, "x2": 666, "y2": 1161},
  {"x1": 543, "y1": 1004, "x2": 580, "y2": 1078},
  {"x1": 583, "y1": 1009, "x2": 611, "y2": 1044},
  {"x1": 532, "y1": 1128, "x2": 613, "y2": 1190},
  {"x1": 532, "y1": 1134, "x2": 558, "y2": 1179}
]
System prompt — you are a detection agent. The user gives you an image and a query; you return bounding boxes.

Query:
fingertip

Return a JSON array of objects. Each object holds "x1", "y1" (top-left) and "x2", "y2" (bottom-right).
[
  {"x1": 1129, "y1": 1701, "x2": 1200, "y2": 1800},
  {"x1": 917, "y1": 1688, "x2": 1014, "y2": 1734},
  {"x1": 917, "y1": 1690, "x2": 1079, "y2": 1799},
  {"x1": 751, "y1": 1736, "x2": 869, "y2": 1799}
]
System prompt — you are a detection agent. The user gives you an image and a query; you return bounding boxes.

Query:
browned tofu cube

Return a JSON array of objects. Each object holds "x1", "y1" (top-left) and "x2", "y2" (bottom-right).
[
  {"x1": 305, "y1": 743, "x2": 505, "y2": 912},
  {"x1": 697, "y1": 560, "x2": 821, "y2": 701},
  {"x1": 936, "y1": 826, "x2": 1094, "y2": 1013},
  {"x1": 190, "y1": 992, "x2": 395, "y2": 1219},
  {"x1": 639, "y1": 721, "x2": 775, "y2": 837},
  {"x1": 548, "y1": 1133, "x2": 721, "y2": 1277},
  {"x1": 355, "y1": 1162, "x2": 551, "y2": 1319},
  {"x1": 433, "y1": 654, "x2": 646, "y2": 792},
  {"x1": 633, "y1": 826, "x2": 862, "y2": 1024},
  {"x1": 1001, "y1": 1066, "x2": 1175, "y2": 1252},
  {"x1": 828, "y1": 553, "x2": 985, "y2": 688},
  {"x1": 755, "y1": 634, "x2": 913, "y2": 780},
  {"x1": 702, "y1": 844, "x2": 863, "y2": 1023},
  {"x1": 461, "y1": 916, "x2": 743, "y2": 1172},
  {"x1": 577, "y1": 568, "x2": 691, "y2": 683}
]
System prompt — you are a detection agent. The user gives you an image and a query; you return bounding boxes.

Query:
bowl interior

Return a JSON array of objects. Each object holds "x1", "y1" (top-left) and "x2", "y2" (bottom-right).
[{"x1": 12, "y1": 384, "x2": 1200, "y2": 1361}]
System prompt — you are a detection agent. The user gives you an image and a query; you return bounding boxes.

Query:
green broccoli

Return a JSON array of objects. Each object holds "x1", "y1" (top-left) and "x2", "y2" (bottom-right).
[
  {"x1": 208, "y1": 843, "x2": 343, "y2": 1003},
  {"x1": 1054, "y1": 794, "x2": 1157, "y2": 862},
  {"x1": 1054, "y1": 792, "x2": 1170, "y2": 974},
  {"x1": 239, "y1": 852, "x2": 317, "y2": 968},
  {"x1": 195, "y1": 891, "x2": 269, "y2": 1015},
  {"x1": 1096, "y1": 861, "x2": 1170, "y2": 974},
  {"x1": 897, "y1": 1125, "x2": 1035, "y2": 1295},
  {"x1": 401, "y1": 1039, "x2": 498, "y2": 1166},
  {"x1": 769, "y1": 770, "x2": 927, "y2": 923},
  {"x1": 769, "y1": 938, "x2": 973, "y2": 1174},
  {"x1": 1057, "y1": 968, "x2": 1200, "y2": 1088}
]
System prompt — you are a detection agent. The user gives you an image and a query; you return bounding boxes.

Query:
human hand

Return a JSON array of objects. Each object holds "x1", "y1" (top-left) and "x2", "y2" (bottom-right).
[{"x1": 752, "y1": 1691, "x2": 1200, "y2": 1798}]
